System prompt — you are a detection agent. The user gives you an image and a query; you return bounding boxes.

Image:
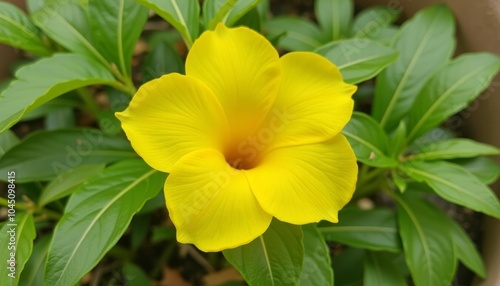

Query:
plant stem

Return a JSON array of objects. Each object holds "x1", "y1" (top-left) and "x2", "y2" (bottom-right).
[
  {"x1": 0, "y1": 197, "x2": 61, "y2": 219},
  {"x1": 77, "y1": 88, "x2": 100, "y2": 116}
]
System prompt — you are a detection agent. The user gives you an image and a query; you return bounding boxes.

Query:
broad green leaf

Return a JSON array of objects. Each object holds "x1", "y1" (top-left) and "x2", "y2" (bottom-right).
[
  {"x1": 0, "y1": 53, "x2": 116, "y2": 133},
  {"x1": 298, "y1": 224, "x2": 333, "y2": 286},
  {"x1": 370, "y1": 25, "x2": 399, "y2": 43},
  {"x1": 401, "y1": 160, "x2": 500, "y2": 218},
  {"x1": 39, "y1": 163, "x2": 106, "y2": 207},
  {"x1": 44, "y1": 159, "x2": 164, "y2": 286},
  {"x1": 407, "y1": 53, "x2": 500, "y2": 142},
  {"x1": 265, "y1": 17, "x2": 325, "y2": 51},
  {"x1": 27, "y1": 0, "x2": 46, "y2": 14},
  {"x1": 351, "y1": 6, "x2": 400, "y2": 38},
  {"x1": 319, "y1": 207, "x2": 401, "y2": 253},
  {"x1": 372, "y1": 4, "x2": 455, "y2": 131},
  {"x1": 315, "y1": 38, "x2": 398, "y2": 84},
  {"x1": 22, "y1": 94, "x2": 81, "y2": 121},
  {"x1": 45, "y1": 107, "x2": 75, "y2": 130},
  {"x1": 225, "y1": 0, "x2": 261, "y2": 26},
  {"x1": 315, "y1": 0, "x2": 353, "y2": 40},
  {"x1": 203, "y1": 0, "x2": 237, "y2": 29},
  {"x1": 151, "y1": 226, "x2": 176, "y2": 243},
  {"x1": 234, "y1": 6, "x2": 262, "y2": 32},
  {"x1": 332, "y1": 247, "x2": 365, "y2": 286},
  {"x1": 392, "y1": 170, "x2": 408, "y2": 192},
  {"x1": 453, "y1": 157, "x2": 500, "y2": 185},
  {"x1": 342, "y1": 112, "x2": 397, "y2": 167},
  {"x1": 32, "y1": 0, "x2": 109, "y2": 66},
  {"x1": 389, "y1": 120, "x2": 407, "y2": 158},
  {"x1": 0, "y1": 212, "x2": 36, "y2": 286},
  {"x1": 204, "y1": 0, "x2": 261, "y2": 28},
  {"x1": 18, "y1": 235, "x2": 52, "y2": 286},
  {"x1": 449, "y1": 219, "x2": 486, "y2": 278},
  {"x1": 123, "y1": 263, "x2": 152, "y2": 286},
  {"x1": 0, "y1": 2, "x2": 50, "y2": 56},
  {"x1": 223, "y1": 219, "x2": 304, "y2": 286},
  {"x1": 130, "y1": 214, "x2": 151, "y2": 249},
  {"x1": 395, "y1": 193, "x2": 455, "y2": 286},
  {"x1": 0, "y1": 130, "x2": 19, "y2": 158},
  {"x1": 136, "y1": 0, "x2": 200, "y2": 48},
  {"x1": 364, "y1": 251, "x2": 407, "y2": 286},
  {"x1": 88, "y1": 0, "x2": 148, "y2": 78},
  {"x1": 411, "y1": 138, "x2": 500, "y2": 161},
  {"x1": 407, "y1": 127, "x2": 455, "y2": 154},
  {"x1": 142, "y1": 32, "x2": 184, "y2": 82},
  {"x1": 0, "y1": 129, "x2": 136, "y2": 182}
]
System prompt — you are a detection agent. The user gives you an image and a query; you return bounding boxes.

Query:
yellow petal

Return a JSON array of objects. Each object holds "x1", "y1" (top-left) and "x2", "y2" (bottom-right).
[
  {"x1": 116, "y1": 74, "x2": 228, "y2": 173},
  {"x1": 262, "y1": 52, "x2": 356, "y2": 151},
  {"x1": 165, "y1": 149, "x2": 272, "y2": 252},
  {"x1": 244, "y1": 134, "x2": 358, "y2": 224},
  {"x1": 185, "y1": 24, "x2": 281, "y2": 142}
]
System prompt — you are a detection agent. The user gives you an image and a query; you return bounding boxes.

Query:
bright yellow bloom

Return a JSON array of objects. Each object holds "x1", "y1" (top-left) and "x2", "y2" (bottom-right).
[{"x1": 116, "y1": 24, "x2": 357, "y2": 252}]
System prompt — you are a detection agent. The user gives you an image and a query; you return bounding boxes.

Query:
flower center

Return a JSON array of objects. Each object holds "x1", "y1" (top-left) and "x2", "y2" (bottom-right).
[{"x1": 224, "y1": 146, "x2": 260, "y2": 170}]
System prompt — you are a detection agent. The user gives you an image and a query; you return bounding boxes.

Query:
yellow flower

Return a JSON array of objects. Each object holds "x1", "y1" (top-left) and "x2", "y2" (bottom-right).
[{"x1": 116, "y1": 24, "x2": 357, "y2": 252}]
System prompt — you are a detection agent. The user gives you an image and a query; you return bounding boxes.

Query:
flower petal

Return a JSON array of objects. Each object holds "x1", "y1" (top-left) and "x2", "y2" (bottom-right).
[
  {"x1": 116, "y1": 74, "x2": 228, "y2": 173},
  {"x1": 262, "y1": 52, "x2": 356, "y2": 151},
  {"x1": 165, "y1": 149, "x2": 272, "y2": 252},
  {"x1": 186, "y1": 24, "x2": 281, "y2": 141},
  {"x1": 244, "y1": 134, "x2": 358, "y2": 224}
]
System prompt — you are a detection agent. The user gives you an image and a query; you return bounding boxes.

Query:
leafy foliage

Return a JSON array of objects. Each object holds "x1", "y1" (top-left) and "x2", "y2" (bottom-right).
[{"x1": 0, "y1": 0, "x2": 498, "y2": 285}]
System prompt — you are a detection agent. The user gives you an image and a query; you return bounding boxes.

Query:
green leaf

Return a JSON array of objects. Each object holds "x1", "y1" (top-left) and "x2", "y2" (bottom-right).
[
  {"x1": 151, "y1": 226, "x2": 176, "y2": 243},
  {"x1": 406, "y1": 53, "x2": 500, "y2": 142},
  {"x1": 342, "y1": 112, "x2": 398, "y2": 167},
  {"x1": 0, "y1": 130, "x2": 19, "y2": 158},
  {"x1": 204, "y1": 0, "x2": 262, "y2": 29},
  {"x1": 0, "y1": 212, "x2": 36, "y2": 286},
  {"x1": 0, "y1": 2, "x2": 50, "y2": 56},
  {"x1": 88, "y1": 0, "x2": 148, "y2": 78},
  {"x1": 411, "y1": 138, "x2": 500, "y2": 161},
  {"x1": 372, "y1": 4, "x2": 455, "y2": 131},
  {"x1": 364, "y1": 251, "x2": 407, "y2": 286},
  {"x1": 123, "y1": 263, "x2": 152, "y2": 286},
  {"x1": 223, "y1": 219, "x2": 304, "y2": 286},
  {"x1": 234, "y1": 6, "x2": 262, "y2": 32},
  {"x1": 401, "y1": 160, "x2": 500, "y2": 218},
  {"x1": 332, "y1": 247, "x2": 365, "y2": 286},
  {"x1": 27, "y1": 0, "x2": 46, "y2": 14},
  {"x1": 449, "y1": 219, "x2": 486, "y2": 278},
  {"x1": 203, "y1": 0, "x2": 237, "y2": 29},
  {"x1": 298, "y1": 224, "x2": 333, "y2": 286},
  {"x1": 18, "y1": 235, "x2": 52, "y2": 286},
  {"x1": 453, "y1": 157, "x2": 500, "y2": 185},
  {"x1": 32, "y1": 0, "x2": 109, "y2": 66},
  {"x1": 265, "y1": 17, "x2": 325, "y2": 51},
  {"x1": 0, "y1": 129, "x2": 136, "y2": 182},
  {"x1": 389, "y1": 120, "x2": 407, "y2": 158},
  {"x1": 0, "y1": 53, "x2": 116, "y2": 133},
  {"x1": 315, "y1": 38, "x2": 398, "y2": 84},
  {"x1": 44, "y1": 107, "x2": 75, "y2": 130},
  {"x1": 142, "y1": 32, "x2": 184, "y2": 82},
  {"x1": 39, "y1": 163, "x2": 106, "y2": 207},
  {"x1": 22, "y1": 94, "x2": 81, "y2": 121},
  {"x1": 395, "y1": 193, "x2": 455, "y2": 286},
  {"x1": 319, "y1": 207, "x2": 401, "y2": 253},
  {"x1": 351, "y1": 6, "x2": 400, "y2": 38},
  {"x1": 130, "y1": 214, "x2": 151, "y2": 249},
  {"x1": 315, "y1": 0, "x2": 353, "y2": 40},
  {"x1": 136, "y1": 0, "x2": 200, "y2": 48},
  {"x1": 44, "y1": 159, "x2": 164, "y2": 286}
]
